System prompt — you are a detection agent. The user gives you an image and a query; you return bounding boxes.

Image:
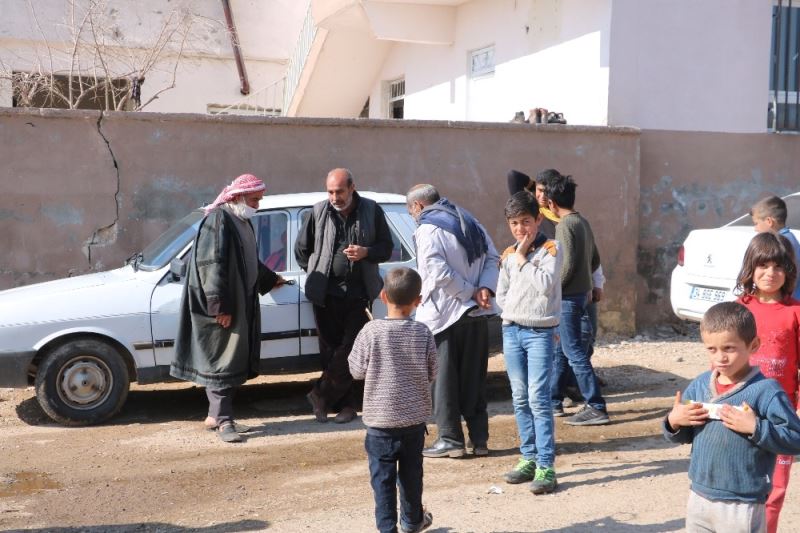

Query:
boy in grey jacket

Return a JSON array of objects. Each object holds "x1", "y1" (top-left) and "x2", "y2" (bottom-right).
[
  {"x1": 664, "y1": 302, "x2": 800, "y2": 533},
  {"x1": 496, "y1": 191, "x2": 563, "y2": 494}
]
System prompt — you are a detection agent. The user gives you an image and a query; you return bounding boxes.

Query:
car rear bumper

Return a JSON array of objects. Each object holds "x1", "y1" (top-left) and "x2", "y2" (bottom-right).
[
  {"x1": 670, "y1": 266, "x2": 736, "y2": 322},
  {"x1": 0, "y1": 349, "x2": 36, "y2": 387}
]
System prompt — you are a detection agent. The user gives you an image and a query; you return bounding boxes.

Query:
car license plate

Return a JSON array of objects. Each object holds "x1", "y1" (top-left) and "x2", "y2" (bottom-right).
[{"x1": 689, "y1": 286, "x2": 728, "y2": 303}]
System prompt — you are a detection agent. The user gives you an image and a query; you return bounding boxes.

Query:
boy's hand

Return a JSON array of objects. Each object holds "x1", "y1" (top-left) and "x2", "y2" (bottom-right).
[
  {"x1": 515, "y1": 232, "x2": 535, "y2": 266},
  {"x1": 720, "y1": 402, "x2": 757, "y2": 436},
  {"x1": 667, "y1": 391, "x2": 708, "y2": 430}
]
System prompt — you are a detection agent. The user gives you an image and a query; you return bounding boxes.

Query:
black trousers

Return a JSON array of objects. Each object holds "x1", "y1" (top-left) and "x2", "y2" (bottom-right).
[
  {"x1": 432, "y1": 313, "x2": 489, "y2": 447},
  {"x1": 366, "y1": 424, "x2": 426, "y2": 533},
  {"x1": 206, "y1": 386, "x2": 236, "y2": 425},
  {"x1": 312, "y1": 295, "x2": 370, "y2": 410}
]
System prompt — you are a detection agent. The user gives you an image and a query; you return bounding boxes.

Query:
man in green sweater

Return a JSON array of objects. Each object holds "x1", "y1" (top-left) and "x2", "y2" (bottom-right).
[{"x1": 545, "y1": 172, "x2": 610, "y2": 426}]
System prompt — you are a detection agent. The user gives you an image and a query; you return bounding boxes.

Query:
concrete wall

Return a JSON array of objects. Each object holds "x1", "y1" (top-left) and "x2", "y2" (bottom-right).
[
  {"x1": 0, "y1": 108, "x2": 639, "y2": 335},
  {"x1": 367, "y1": 0, "x2": 612, "y2": 125},
  {"x1": 608, "y1": 0, "x2": 772, "y2": 133},
  {"x1": 637, "y1": 130, "x2": 800, "y2": 328},
  {"x1": 0, "y1": 0, "x2": 308, "y2": 113}
]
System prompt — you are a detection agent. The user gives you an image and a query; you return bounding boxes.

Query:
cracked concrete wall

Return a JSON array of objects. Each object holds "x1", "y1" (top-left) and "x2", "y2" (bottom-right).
[
  {"x1": 637, "y1": 130, "x2": 800, "y2": 329},
  {"x1": 0, "y1": 108, "x2": 640, "y2": 334}
]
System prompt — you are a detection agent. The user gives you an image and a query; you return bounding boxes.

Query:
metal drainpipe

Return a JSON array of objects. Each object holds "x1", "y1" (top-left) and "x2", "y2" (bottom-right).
[{"x1": 221, "y1": 0, "x2": 250, "y2": 95}]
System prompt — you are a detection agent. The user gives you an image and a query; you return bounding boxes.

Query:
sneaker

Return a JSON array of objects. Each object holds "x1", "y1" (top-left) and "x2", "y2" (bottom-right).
[
  {"x1": 564, "y1": 405, "x2": 610, "y2": 426},
  {"x1": 552, "y1": 405, "x2": 567, "y2": 417},
  {"x1": 529, "y1": 466, "x2": 557, "y2": 494},
  {"x1": 503, "y1": 457, "x2": 536, "y2": 484},
  {"x1": 401, "y1": 508, "x2": 433, "y2": 533}
]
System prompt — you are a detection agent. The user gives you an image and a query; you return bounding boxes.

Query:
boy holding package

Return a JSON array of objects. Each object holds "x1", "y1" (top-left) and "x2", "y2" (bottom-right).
[{"x1": 664, "y1": 301, "x2": 800, "y2": 532}]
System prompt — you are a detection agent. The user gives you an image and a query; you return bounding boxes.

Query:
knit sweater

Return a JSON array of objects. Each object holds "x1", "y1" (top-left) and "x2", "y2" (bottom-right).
[
  {"x1": 663, "y1": 368, "x2": 800, "y2": 503},
  {"x1": 348, "y1": 318, "x2": 438, "y2": 429},
  {"x1": 555, "y1": 212, "x2": 600, "y2": 296},
  {"x1": 496, "y1": 238, "x2": 563, "y2": 327}
]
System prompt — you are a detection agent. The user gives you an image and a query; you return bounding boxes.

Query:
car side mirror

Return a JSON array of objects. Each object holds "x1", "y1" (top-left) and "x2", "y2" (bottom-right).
[{"x1": 169, "y1": 258, "x2": 187, "y2": 282}]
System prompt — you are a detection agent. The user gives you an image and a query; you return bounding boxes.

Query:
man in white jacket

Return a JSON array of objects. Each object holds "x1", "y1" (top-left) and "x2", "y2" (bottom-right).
[{"x1": 406, "y1": 184, "x2": 500, "y2": 458}]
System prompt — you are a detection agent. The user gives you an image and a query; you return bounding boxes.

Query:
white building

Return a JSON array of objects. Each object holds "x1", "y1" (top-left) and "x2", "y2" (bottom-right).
[
  {"x1": 0, "y1": 0, "x2": 308, "y2": 115},
  {"x1": 283, "y1": 0, "x2": 798, "y2": 133},
  {"x1": 2, "y1": 1, "x2": 797, "y2": 133}
]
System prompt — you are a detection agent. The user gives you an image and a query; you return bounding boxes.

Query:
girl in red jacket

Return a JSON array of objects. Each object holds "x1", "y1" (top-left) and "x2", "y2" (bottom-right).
[{"x1": 736, "y1": 231, "x2": 800, "y2": 533}]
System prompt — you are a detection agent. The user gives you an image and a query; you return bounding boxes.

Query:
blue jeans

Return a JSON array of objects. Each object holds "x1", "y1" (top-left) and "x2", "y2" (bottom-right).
[
  {"x1": 559, "y1": 302, "x2": 597, "y2": 392},
  {"x1": 551, "y1": 294, "x2": 606, "y2": 412},
  {"x1": 365, "y1": 425, "x2": 426, "y2": 533},
  {"x1": 503, "y1": 324, "x2": 556, "y2": 467}
]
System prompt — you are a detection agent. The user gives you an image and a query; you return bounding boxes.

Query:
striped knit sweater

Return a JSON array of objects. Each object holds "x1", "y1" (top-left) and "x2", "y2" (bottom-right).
[
  {"x1": 663, "y1": 368, "x2": 800, "y2": 502},
  {"x1": 348, "y1": 318, "x2": 438, "y2": 429}
]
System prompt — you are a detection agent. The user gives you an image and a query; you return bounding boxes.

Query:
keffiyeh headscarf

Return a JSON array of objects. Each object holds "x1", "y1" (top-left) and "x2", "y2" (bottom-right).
[{"x1": 204, "y1": 174, "x2": 266, "y2": 214}]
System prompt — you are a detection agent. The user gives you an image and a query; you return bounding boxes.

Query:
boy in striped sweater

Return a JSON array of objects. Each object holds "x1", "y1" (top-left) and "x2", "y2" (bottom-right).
[
  {"x1": 349, "y1": 267, "x2": 438, "y2": 533},
  {"x1": 664, "y1": 302, "x2": 800, "y2": 532}
]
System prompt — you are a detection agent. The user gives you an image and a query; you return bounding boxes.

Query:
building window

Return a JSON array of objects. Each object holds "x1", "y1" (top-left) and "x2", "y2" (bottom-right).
[
  {"x1": 769, "y1": 2, "x2": 800, "y2": 132},
  {"x1": 11, "y1": 72, "x2": 136, "y2": 110},
  {"x1": 469, "y1": 45, "x2": 495, "y2": 78},
  {"x1": 386, "y1": 78, "x2": 404, "y2": 119}
]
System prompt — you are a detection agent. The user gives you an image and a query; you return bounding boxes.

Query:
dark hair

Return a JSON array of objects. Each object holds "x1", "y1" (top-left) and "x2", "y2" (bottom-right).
[
  {"x1": 735, "y1": 232, "x2": 797, "y2": 301},
  {"x1": 750, "y1": 195, "x2": 787, "y2": 225},
  {"x1": 543, "y1": 170, "x2": 576, "y2": 209},
  {"x1": 384, "y1": 267, "x2": 422, "y2": 306},
  {"x1": 700, "y1": 302, "x2": 757, "y2": 344},
  {"x1": 504, "y1": 191, "x2": 539, "y2": 219},
  {"x1": 536, "y1": 168, "x2": 562, "y2": 186}
]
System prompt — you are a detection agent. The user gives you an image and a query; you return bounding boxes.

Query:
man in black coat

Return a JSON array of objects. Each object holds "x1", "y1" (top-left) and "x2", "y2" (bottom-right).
[{"x1": 295, "y1": 168, "x2": 394, "y2": 424}]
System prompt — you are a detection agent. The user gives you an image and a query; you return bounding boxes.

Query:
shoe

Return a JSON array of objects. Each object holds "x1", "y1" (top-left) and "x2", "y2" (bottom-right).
[
  {"x1": 333, "y1": 406, "x2": 357, "y2": 424},
  {"x1": 503, "y1": 457, "x2": 536, "y2": 484},
  {"x1": 422, "y1": 439, "x2": 466, "y2": 458},
  {"x1": 552, "y1": 405, "x2": 567, "y2": 417},
  {"x1": 204, "y1": 417, "x2": 251, "y2": 433},
  {"x1": 466, "y1": 440, "x2": 488, "y2": 456},
  {"x1": 564, "y1": 405, "x2": 610, "y2": 426},
  {"x1": 217, "y1": 422, "x2": 243, "y2": 443},
  {"x1": 562, "y1": 397, "x2": 575, "y2": 409},
  {"x1": 530, "y1": 466, "x2": 557, "y2": 494},
  {"x1": 401, "y1": 508, "x2": 433, "y2": 533},
  {"x1": 306, "y1": 390, "x2": 328, "y2": 423}
]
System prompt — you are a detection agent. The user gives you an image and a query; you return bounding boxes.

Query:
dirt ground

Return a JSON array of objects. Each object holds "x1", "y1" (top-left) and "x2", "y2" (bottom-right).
[{"x1": 1, "y1": 331, "x2": 799, "y2": 533}]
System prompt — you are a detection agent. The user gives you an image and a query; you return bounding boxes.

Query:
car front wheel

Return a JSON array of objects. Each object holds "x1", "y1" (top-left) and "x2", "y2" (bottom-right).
[{"x1": 34, "y1": 339, "x2": 130, "y2": 426}]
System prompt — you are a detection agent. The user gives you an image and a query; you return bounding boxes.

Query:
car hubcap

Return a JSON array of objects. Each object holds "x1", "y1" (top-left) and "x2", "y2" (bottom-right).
[{"x1": 57, "y1": 356, "x2": 113, "y2": 409}]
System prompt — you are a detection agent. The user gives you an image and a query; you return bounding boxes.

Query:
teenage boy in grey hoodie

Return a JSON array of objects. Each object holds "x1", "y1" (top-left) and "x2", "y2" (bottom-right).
[{"x1": 496, "y1": 191, "x2": 563, "y2": 494}]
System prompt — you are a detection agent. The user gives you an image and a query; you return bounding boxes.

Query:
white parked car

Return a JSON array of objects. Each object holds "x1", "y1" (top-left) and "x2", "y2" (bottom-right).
[
  {"x1": 0, "y1": 192, "x2": 417, "y2": 425},
  {"x1": 670, "y1": 192, "x2": 800, "y2": 322}
]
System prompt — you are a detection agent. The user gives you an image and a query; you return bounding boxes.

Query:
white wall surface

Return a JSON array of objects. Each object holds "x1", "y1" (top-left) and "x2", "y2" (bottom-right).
[
  {"x1": 368, "y1": 0, "x2": 612, "y2": 125},
  {"x1": 607, "y1": 0, "x2": 773, "y2": 133},
  {"x1": 0, "y1": 0, "x2": 308, "y2": 113}
]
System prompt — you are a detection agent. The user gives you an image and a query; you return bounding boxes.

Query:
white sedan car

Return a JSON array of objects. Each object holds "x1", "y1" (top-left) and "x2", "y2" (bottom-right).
[
  {"x1": 0, "y1": 192, "x2": 417, "y2": 425},
  {"x1": 670, "y1": 192, "x2": 800, "y2": 322}
]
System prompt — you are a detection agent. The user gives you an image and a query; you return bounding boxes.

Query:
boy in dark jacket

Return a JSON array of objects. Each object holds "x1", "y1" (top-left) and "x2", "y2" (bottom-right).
[{"x1": 664, "y1": 301, "x2": 800, "y2": 532}]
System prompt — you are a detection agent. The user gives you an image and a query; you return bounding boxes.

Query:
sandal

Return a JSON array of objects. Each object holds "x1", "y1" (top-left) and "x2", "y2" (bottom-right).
[
  {"x1": 217, "y1": 422, "x2": 243, "y2": 443},
  {"x1": 204, "y1": 417, "x2": 251, "y2": 433}
]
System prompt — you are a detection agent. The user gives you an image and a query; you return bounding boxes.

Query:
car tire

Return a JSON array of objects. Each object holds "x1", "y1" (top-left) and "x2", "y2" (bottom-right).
[{"x1": 34, "y1": 339, "x2": 130, "y2": 426}]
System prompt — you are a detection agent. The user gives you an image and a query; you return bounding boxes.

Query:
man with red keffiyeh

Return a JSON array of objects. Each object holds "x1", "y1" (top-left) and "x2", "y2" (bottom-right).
[{"x1": 171, "y1": 174, "x2": 287, "y2": 443}]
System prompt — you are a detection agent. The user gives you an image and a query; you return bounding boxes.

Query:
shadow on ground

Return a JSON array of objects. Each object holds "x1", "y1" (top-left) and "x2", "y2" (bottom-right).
[
  {"x1": 3, "y1": 519, "x2": 268, "y2": 532},
  {"x1": 15, "y1": 361, "x2": 690, "y2": 433}
]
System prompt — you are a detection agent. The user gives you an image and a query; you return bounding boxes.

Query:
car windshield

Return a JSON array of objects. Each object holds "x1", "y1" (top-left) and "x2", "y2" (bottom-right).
[
  {"x1": 139, "y1": 210, "x2": 204, "y2": 270},
  {"x1": 728, "y1": 194, "x2": 800, "y2": 228}
]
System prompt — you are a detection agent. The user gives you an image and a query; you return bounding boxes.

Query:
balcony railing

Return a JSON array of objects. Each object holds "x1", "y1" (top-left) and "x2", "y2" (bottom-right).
[
  {"x1": 283, "y1": 4, "x2": 317, "y2": 115},
  {"x1": 214, "y1": 77, "x2": 286, "y2": 116}
]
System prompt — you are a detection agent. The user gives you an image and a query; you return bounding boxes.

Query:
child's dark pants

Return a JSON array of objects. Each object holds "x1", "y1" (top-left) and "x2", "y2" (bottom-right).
[{"x1": 365, "y1": 424, "x2": 426, "y2": 533}]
